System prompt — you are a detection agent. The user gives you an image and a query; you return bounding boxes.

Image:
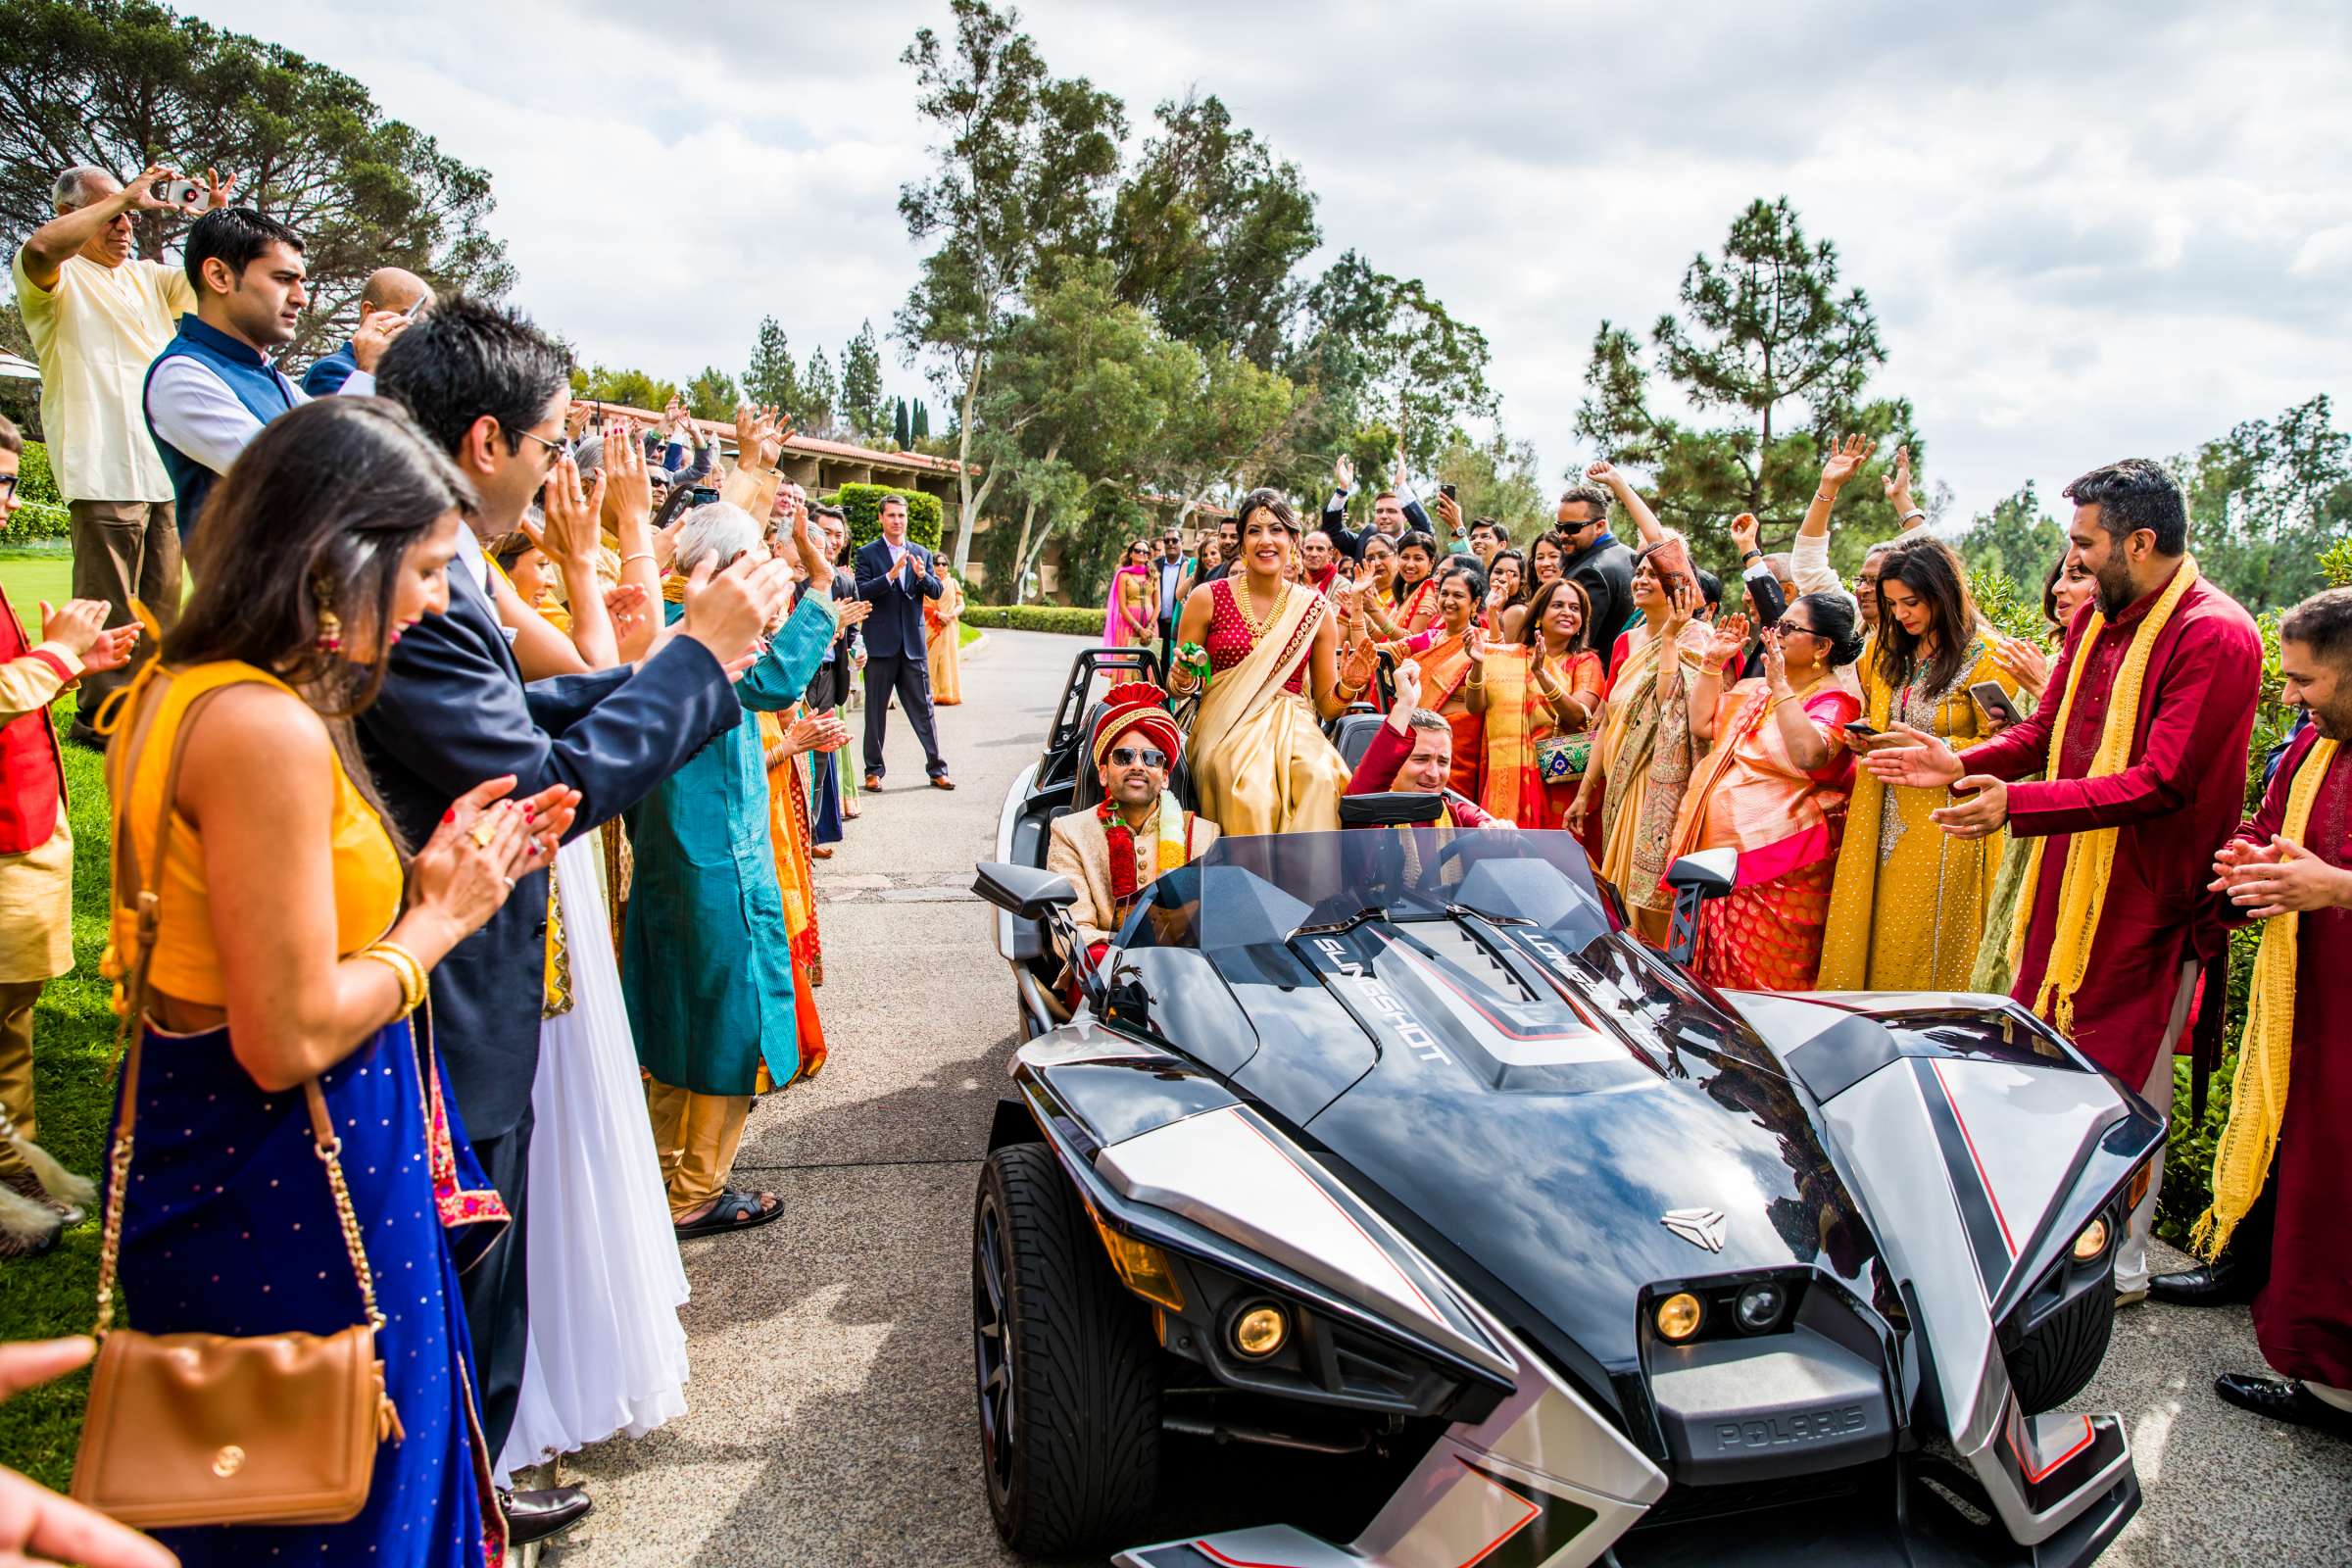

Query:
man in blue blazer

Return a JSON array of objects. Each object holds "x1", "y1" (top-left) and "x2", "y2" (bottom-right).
[
  {"x1": 854, "y1": 492, "x2": 953, "y2": 788},
  {"x1": 358, "y1": 296, "x2": 787, "y2": 1544}
]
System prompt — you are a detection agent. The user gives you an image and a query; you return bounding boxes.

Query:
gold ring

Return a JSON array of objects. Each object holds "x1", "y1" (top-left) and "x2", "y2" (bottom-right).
[{"x1": 467, "y1": 818, "x2": 498, "y2": 850}]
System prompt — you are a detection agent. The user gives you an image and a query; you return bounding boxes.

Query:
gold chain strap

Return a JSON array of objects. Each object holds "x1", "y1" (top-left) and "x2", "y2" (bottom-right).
[{"x1": 91, "y1": 674, "x2": 382, "y2": 1340}]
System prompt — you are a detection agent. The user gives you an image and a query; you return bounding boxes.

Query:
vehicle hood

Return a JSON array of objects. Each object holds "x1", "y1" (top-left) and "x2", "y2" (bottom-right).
[{"x1": 1238, "y1": 914, "x2": 1889, "y2": 1377}]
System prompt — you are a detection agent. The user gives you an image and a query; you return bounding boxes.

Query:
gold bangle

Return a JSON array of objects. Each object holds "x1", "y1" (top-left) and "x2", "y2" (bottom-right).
[{"x1": 359, "y1": 941, "x2": 426, "y2": 1016}]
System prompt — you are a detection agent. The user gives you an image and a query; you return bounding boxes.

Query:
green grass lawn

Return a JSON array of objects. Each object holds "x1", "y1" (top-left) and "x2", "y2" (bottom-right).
[{"x1": 0, "y1": 547, "x2": 74, "y2": 631}]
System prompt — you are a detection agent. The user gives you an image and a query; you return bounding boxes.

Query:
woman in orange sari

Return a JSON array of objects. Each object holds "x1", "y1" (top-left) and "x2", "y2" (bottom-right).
[
  {"x1": 759, "y1": 706, "x2": 845, "y2": 1071},
  {"x1": 1362, "y1": 560, "x2": 1486, "y2": 800},
  {"x1": 1472, "y1": 577, "x2": 1606, "y2": 828},
  {"x1": 1668, "y1": 592, "x2": 1865, "y2": 990},
  {"x1": 925, "y1": 565, "x2": 965, "y2": 705},
  {"x1": 1389, "y1": 530, "x2": 1443, "y2": 634}
]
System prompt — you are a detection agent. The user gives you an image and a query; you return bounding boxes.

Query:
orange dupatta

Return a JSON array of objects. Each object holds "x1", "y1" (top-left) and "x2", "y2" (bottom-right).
[{"x1": 1403, "y1": 629, "x2": 1483, "y2": 801}]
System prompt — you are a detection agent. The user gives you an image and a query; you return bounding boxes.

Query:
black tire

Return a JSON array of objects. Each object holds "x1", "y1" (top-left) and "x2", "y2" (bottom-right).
[
  {"x1": 2006, "y1": 1277, "x2": 2115, "y2": 1415},
  {"x1": 973, "y1": 1143, "x2": 1161, "y2": 1553}
]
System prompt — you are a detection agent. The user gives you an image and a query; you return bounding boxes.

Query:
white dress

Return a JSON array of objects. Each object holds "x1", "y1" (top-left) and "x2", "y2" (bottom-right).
[{"x1": 496, "y1": 834, "x2": 691, "y2": 1484}]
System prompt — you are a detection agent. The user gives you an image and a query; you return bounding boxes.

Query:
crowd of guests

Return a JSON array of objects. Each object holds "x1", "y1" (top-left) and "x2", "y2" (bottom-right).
[
  {"x1": 0, "y1": 159, "x2": 2341, "y2": 1568},
  {"x1": 0, "y1": 166, "x2": 971, "y2": 1565},
  {"x1": 1062, "y1": 439, "x2": 2350, "y2": 1456}
]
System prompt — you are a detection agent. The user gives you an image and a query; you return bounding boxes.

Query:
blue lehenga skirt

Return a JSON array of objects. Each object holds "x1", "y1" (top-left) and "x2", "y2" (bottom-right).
[{"x1": 111, "y1": 1016, "x2": 510, "y2": 1567}]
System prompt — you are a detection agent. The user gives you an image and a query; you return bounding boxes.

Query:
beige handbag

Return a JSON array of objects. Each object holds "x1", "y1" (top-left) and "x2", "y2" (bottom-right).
[{"x1": 70, "y1": 679, "x2": 400, "y2": 1528}]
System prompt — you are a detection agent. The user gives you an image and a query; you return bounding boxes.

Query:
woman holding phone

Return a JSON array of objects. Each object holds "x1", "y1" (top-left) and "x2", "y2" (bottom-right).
[{"x1": 1818, "y1": 535, "x2": 2021, "y2": 990}]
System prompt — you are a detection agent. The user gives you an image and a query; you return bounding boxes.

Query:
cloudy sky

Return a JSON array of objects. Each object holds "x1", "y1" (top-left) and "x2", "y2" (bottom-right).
[{"x1": 189, "y1": 0, "x2": 2352, "y2": 523}]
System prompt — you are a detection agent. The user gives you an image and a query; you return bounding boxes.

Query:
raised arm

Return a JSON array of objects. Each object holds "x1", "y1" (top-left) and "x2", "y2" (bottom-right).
[
  {"x1": 1586, "y1": 461, "x2": 1665, "y2": 546},
  {"x1": 19, "y1": 164, "x2": 198, "y2": 288}
]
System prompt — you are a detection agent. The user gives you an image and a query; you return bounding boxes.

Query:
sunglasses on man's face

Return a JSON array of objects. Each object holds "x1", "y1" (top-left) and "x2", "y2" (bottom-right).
[
  {"x1": 1109, "y1": 746, "x2": 1169, "y2": 770},
  {"x1": 0, "y1": 475, "x2": 16, "y2": 504}
]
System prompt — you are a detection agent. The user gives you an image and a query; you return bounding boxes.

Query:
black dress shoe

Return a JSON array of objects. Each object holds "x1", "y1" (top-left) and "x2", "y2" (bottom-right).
[
  {"x1": 2214, "y1": 1373, "x2": 2352, "y2": 1439},
  {"x1": 2149, "y1": 1258, "x2": 2264, "y2": 1307},
  {"x1": 500, "y1": 1484, "x2": 593, "y2": 1545}
]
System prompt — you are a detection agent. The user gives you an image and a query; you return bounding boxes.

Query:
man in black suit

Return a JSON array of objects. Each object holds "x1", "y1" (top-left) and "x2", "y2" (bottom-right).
[
  {"x1": 855, "y1": 493, "x2": 953, "y2": 789},
  {"x1": 358, "y1": 296, "x2": 790, "y2": 1544},
  {"x1": 1555, "y1": 477, "x2": 1637, "y2": 675}
]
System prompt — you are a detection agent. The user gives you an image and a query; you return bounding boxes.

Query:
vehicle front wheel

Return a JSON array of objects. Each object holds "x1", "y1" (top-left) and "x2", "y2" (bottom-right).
[
  {"x1": 2006, "y1": 1272, "x2": 2116, "y2": 1415},
  {"x1": 973, "y1": 1142, "x2": 1161, "y2": 1553}
]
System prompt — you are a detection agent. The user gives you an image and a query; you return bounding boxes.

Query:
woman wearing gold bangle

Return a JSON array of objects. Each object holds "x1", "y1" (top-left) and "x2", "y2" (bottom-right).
[
  {"x1": 98, "y1": 400, "x2": 573, "y2": 1564},
  {"x1": 1174, "y1": 490, "x2": 1351, "y2": 834}
]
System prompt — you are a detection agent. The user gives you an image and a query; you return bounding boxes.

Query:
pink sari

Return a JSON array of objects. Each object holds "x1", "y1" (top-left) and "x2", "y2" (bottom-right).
[
  {"x1": 1667, "y1": 677, "x2": 1860, "y2": 990},
  {"x1": 1102, "y1": 564, "x2": 1155, "y2": 685}
]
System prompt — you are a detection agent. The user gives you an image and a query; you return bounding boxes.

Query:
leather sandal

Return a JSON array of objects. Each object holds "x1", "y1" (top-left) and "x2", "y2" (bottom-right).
[{"x1": 673, "y1": 1189, "x2": 784, "y2": 1240}]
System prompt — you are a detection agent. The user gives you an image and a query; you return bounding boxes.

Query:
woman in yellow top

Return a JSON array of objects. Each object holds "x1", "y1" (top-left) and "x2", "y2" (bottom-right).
[
  {"x1": 927, "y1": 562, "x2": 967, "y2": 705},
  {"x1": 1820, "y1": 535, "x2": 2021, "y2": 990},
  {"x1": 98, "y1": 400, "x2": 575, "y2": 1566}
]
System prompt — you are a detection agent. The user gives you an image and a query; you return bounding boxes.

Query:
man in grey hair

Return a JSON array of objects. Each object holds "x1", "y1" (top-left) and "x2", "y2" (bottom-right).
[{"x1": 12, "y1": 163, "x2": 230, "y2": 743}]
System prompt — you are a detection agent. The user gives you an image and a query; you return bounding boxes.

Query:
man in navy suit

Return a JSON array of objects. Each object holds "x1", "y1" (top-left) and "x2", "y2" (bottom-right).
[
  {"x1": 855, "y1": 493, "x2": 953, "y2": 789},
  {"x1": 358, "y1": 295, "x2": 788, "y2": 1544}
]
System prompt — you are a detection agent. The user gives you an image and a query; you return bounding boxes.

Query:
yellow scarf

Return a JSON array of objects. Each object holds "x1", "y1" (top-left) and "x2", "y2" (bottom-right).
[
  {"x1": 2006, "y1": 558, "x2": 2199, "y2": 1034},
  {"x1": 2191, "y1": 736, "x2": 2338, "y2": 1260}
]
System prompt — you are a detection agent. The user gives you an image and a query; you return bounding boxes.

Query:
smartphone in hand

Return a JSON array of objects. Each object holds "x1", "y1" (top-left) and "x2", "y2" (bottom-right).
[{"x1": 1970, "y1": 681, "x2": 2025, "y2": 726}]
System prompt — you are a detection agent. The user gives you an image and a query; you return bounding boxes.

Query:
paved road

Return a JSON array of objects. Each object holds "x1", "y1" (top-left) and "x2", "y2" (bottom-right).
[{"x1": 549, "y1": 629, "x2": 2349, "y2": 1567}]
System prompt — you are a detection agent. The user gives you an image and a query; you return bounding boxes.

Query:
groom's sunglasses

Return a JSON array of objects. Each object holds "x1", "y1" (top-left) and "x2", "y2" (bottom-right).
[{"x1": 1109, "y1": 746, "x2": 1169, "y2": 769}]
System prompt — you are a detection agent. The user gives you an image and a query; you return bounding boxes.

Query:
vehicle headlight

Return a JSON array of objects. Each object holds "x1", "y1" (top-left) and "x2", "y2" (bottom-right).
[
  {"x1": 1229, "y1": 1301, "x2": 1288, "y2": 1359},
  {"x1": 1735, "y1": 1282, "x2": 1786, "y2": 1334},
  {"x1": 1656, "y1": 1292, "x2": 1704, "y2": 1343},
  {"x1": 2071, "y1": 1217, "x2": 2110, "y2": 1262},
  {"x1": 1090, "y1": 1211, "x2": 1186, "y2": 1311}
]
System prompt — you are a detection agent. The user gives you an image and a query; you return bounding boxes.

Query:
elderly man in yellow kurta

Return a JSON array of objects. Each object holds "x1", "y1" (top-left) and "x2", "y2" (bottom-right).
[
  {"x1": 0, "y1": 416, "x2": 140, "y2": 1253},
  {"x1": 1045, "y1": 684, "x2": 1218, "y2": 985}
]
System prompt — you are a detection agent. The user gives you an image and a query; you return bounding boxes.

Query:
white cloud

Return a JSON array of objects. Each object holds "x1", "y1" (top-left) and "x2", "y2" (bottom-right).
[{"x1": 184, "y1": 0, "x2": 2352, "y2": 527}]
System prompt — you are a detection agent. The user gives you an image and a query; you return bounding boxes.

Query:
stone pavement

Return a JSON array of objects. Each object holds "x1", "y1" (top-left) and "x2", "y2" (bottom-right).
[{"x1": 543, "y1": 629, "x2": 2349, "y2": 1567}]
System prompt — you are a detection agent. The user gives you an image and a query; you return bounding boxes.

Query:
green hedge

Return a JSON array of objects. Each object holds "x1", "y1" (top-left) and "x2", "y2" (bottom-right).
[
  {"x1": 8, "y1": 501, "x2": 70, "y2": 541},
  {"x1": 823, "y1": 482, "x2": 944, "y2": 554},
  {"x1": 4, "y1": 440, "x2": 69, "y2": 540},
  {"x1": 17, "y1": 440, "x2": 61, "y2": 505},
  {"x1": 961, "y1": 604, "x2": 1106, "y2": 636}
]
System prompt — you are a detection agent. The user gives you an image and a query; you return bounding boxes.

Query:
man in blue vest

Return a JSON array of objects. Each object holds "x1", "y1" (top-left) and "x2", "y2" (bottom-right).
[{"x1": 142, "y1": 207, "x2": 402, "y2": 545}]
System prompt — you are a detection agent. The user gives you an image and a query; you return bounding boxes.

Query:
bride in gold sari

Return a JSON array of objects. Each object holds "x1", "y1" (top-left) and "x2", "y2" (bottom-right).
[
  {"x1": 1171, "y1": 489, "x2": 1353, "y2": 835},
  {"x1": 1569, "y1": 544, "x2": 1715, "y2": 945}
]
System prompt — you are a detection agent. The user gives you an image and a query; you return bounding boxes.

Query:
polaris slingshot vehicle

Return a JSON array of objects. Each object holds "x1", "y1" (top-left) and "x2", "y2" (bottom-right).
[{"x1": 970, "y1": 648, "x2": 2162, "y2": 1567}]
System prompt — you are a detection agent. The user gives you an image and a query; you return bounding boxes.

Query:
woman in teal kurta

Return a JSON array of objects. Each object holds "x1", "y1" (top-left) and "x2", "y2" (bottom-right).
[{"x1": 624, "y1": 503, "x2": 839, "y2": 1233}]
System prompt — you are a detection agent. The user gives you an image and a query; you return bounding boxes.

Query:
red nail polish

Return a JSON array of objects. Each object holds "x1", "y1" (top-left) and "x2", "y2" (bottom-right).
[
  {"x1": 442, "y1": 808, "x2": 456, "y2": 823},
  {"x1": 523, "y1": 806, "x2": 536, "y2": 820}
]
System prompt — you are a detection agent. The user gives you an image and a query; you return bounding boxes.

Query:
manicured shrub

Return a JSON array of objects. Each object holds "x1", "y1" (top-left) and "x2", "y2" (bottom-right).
[
  {"x1": 960, "y1": 604, "x2": 1107, "y2": 636},
  {"x1": 823, "y1": 482, "x2": 944, "y2": 553}
]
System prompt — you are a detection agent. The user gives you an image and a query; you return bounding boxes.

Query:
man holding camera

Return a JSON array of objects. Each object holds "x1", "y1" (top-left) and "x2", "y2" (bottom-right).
[{"x1": 12, "y1": 164, "x2": 221, "y2": 745}]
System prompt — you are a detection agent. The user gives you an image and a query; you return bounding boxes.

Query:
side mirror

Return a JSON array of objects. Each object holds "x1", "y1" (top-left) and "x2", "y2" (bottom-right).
[
  {"x1": 1339, "y1": 790, "x2": 1447, "y2": 828},
  {"x1": 1664, "y1": 848, "x2": 1739, "y2": 967},
  {"x1": 972, "y1": 861, "x2": 1081, "y2": 921}
]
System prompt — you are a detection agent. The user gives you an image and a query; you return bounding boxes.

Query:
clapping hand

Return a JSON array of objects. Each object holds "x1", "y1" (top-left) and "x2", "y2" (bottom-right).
[
  {"x1": 734, "y1": 403, "x2": 792, "y2": 472},
  {"x1": 2211, "y1": 835, "x2": 2352, "y2": 918},
  {"x1": 411, "y1": 776, "x2": 579, "y2": 939},
  {"x1": 1930, "y1": 776, "x2": 2008, "y2": 839},
  {"x1": 1989, "y1": 634, "x2": 2047, "y2": 695},
  {"x1": 606, "y1": 582, "x2": 652, "y2": 658},
  {"x1": 38, "y1": 599, "x2": 136, "y2": 671},
  {"x1": 1819, "y1": 432, "x2": 1875, "y2": 491},
  {"x1": 1884, "y1": 443, "x2": 1917, "y2": 515},
  {"x1": 1334, "y1": 453, "x2": 1354, "y2": 491},
  {"x1": 1862, "y1": 721, "x2": 1967, "y2": 787},
  {"x1": 1706, "y1": 612, "x2": 1751, "y2": 668},
  {"x1": 1465, "y1": 623, "x2": 1488, "y2": 667},
  {"x1": 522, "y1": 451, "x2": 605, "y2": 575},
  {"x1": 834, "y1": 598, "x2": 873, "y2": 631},
  {"x1": 602, "y1": 417, "x2": 652, "y2": 532},
  {"x1": 787, "y1": 709, "x2": 851, "y2": 756},
  {"x1": 0, "y1": 1338, "x2": 177, "y2": 1568},
  {"x1": 1760, "y1": 627, "x2": 1789, "y2": 692}
]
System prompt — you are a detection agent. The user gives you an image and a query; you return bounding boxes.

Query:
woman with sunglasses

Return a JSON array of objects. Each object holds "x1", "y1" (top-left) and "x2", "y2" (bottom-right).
[
  {"x1": 1101, "y1": 537, "x2": 1157, "y2": 686},
  {"x1": 1665, "y1": 592, "x2": 1865, "y2": 989}
]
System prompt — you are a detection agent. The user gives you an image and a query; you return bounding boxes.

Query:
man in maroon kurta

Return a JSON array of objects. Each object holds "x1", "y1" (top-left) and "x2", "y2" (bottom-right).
[
  {"x1": 2201, "y1": 590, "x2": 2352, "y2": 1436},
  {"x1": 1868, "y1": 459, "x2": 2263, "y2": 1298}
]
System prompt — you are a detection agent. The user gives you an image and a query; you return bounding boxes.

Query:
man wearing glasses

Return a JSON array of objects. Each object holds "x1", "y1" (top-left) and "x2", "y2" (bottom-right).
[{"x1": 1044, "y1": 682, "x2": 1218, "y2": 986}]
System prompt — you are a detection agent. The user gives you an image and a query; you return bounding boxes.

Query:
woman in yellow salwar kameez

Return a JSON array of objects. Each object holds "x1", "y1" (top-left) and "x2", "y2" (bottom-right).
[
  {"x1": 926, "y1": 567, "x2": 966, "y2": 706},
  {"x1": 1171, "y1": 490, "x2": 1352, "y2": 836},
  {"x1": 1819, "y1": 537, "x2": 2022, "y2": 991}
]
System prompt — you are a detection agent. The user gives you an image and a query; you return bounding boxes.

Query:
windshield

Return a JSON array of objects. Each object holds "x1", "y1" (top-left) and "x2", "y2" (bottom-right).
[{"x1": 1120, "y1": 828, "x2": 1613, "y2": 953}]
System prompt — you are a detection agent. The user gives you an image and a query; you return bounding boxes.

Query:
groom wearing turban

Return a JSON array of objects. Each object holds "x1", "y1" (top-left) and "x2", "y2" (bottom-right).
[{"x1": 1045, "y1": 684, "x2": 1219, "y2": 978}]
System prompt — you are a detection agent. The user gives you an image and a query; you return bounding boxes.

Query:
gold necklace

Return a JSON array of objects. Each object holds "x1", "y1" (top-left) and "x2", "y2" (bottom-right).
[{"x1": 1236, "y1": 577, "x2": 1290, "y2": 642}]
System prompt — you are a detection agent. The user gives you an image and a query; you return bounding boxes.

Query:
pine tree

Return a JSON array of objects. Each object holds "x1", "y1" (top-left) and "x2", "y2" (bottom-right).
[
  {"x1": 840, "y1": 319, "x2": 885, "y2": 442},
  {"x1": 802, "y1": 347, "x2": 837, "y2": 435},
  {"x1": 893, "y1": 396, "x2": 912, "y2": 451},
  {"x1": 744, "y1": 315, "x2": 800, "y2": 414}
]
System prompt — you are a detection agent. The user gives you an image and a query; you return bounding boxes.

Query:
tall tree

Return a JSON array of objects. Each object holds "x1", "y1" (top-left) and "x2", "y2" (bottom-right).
[
  {"x1": 893, "y1": 397, "x2": 912, "y2": 451},
  {"x1": 1959, "y1": 480, "x2": 2065, "y2": 589},
  {"x1": 743, "y1": 315, "x2": 800, "y2": 415},
  {"x1": 1575, "y1": 197, "x2": 1918, "y2": 575},
  {"x1": 1286, "y1": 251, "x2": 1497, "y2": 479},
  {"x1": 0, "y1": 0, "x2": 512, "y2": 365},
  {"x1": 911, "y1": 398, "x2": 931, "y2": 441},
  {"x1": 1108, "y1": 91, "x2": 1320, "y2": 368},
  {"x1": 801, "y1": 347, "x2": 837, "y2": 435},
  {"x1": 840, "y1": 319, "x2": 886, "y2": 442},
  {"x1": 897, "y1": 0, "x2": 1125, "y2": 571},
  {"x1": 2172, "y1": 394, "x2": 2352, "y2": 613},
  {"x1": 683, "y1": 366, "x2": 740, "y2": 422},
  {"x1": 572, "y1": 364, "x2": 680, "y2": 415}
]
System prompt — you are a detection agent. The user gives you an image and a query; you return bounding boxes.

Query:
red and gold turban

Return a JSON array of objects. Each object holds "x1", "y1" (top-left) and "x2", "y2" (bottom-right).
[{"x1": 1091, "y1": 683, "x2": 1183, "y2": 769}]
